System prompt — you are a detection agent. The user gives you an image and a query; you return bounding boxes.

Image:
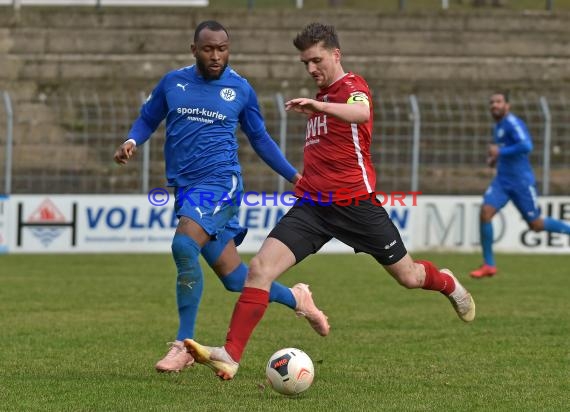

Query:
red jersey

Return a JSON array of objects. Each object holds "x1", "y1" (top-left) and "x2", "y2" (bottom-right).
[{"x1": 295, "y1": 72, "x2": 376, "y2": 201}]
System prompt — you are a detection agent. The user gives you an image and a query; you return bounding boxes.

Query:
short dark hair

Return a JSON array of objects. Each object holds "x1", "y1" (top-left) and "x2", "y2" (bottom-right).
[
  {"x1": 293, "y1": 22, "x2": 340, "y2": 51},
  {"x1": 493, "y1": 90, "x2": 510, "y2": 103},
  {"x1": 194, "y1": 20, "x2": 229, "y2": 43}
]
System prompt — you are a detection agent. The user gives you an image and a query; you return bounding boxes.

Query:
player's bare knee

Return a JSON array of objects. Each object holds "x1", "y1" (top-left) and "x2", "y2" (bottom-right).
[
  {"x1": 247, "y1": 256, "x2": 268, "y2": 282},
  {"x1": 398, "y1": 279, "x2": 416, "y2": 289},
  {"x1": 480, "y1": 207, "x2": 494, "y2": 222},
  {"x1": 394, "y1": 272, "x2": 420, "y2": 289}
]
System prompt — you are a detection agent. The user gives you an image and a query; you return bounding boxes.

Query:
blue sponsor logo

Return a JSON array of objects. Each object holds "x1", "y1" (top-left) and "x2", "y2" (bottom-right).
[
  {"x1": 86, "y1": 207, "x2": 178, "y2": 229},
  {"x1": 238, "y1": 207, "x2": 287, "y2": 229},
  {"x1": 84, "y1": 205, "x2": 410, "y2": 232},
  {"x1": 389, "y1": 208, "x2": 409, "y2": 230}
]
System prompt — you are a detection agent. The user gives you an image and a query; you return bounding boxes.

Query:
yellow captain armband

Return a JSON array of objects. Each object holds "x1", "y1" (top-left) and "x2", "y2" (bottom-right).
[{"x1": 346, "y1": 91, "x2": 370, "y2": 106}]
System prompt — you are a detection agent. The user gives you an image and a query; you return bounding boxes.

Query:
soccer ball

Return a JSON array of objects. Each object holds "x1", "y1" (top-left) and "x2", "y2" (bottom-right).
[{"x1": 265, "y1": 348, "x2": 315, "y2": 396}]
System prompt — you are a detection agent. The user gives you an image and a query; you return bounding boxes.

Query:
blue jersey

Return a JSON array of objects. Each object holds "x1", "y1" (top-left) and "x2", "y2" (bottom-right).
[
  {"x1": 494, "y1": 113, "x2": 534, "y2": 186},
  {"x1": 127, "y1": 65, "x2": 296, "y2": 187}
]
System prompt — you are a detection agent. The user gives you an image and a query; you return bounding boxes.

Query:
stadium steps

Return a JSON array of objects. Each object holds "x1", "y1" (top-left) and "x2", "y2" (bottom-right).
[
  {"x1": 4, "y1": 53, "x2": 570, "y2": 95},
  {"x1": 2, "y1": 8, "x2": 570, "y2": 93},
  {"x1": 1, "y1": 7, "x2": 569, "y2": 32},
  {"x1": 5, "y1": 27, "x2": 570, "y2": 57},
  {"x1": 2, "y1": 7, "x2": 570, "y2": 194}
]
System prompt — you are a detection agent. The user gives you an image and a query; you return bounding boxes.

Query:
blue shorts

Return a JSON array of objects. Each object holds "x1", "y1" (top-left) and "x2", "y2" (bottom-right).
[
  {"x1": 483, "y1": 177, "x2": 540, "y2": 223},
  {"x1": 174, "y1": 172, "x2": 247, "y2": 245}
]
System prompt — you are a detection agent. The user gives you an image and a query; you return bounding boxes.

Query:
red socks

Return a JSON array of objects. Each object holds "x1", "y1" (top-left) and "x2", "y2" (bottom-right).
[
  {"x1": 416, "y1": 260, "x2": 455, "y2": 295},
  {"x1": 225, "y1": 287, "x2": 269, "y2": 362}
]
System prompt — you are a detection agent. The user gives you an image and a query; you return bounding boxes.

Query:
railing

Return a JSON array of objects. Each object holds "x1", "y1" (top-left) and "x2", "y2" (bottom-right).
[
  {"x1": 1, "y1": 91, "x2": 13, "y2": 194},
  {"x1": 1, "y1": 90, "x2": 569, "y2": 196}
]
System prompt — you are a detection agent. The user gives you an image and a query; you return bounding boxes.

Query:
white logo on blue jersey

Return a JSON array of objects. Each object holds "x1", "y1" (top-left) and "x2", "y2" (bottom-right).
[
  {"x1": 497, "y1": 128, "x2": 504, "y2": 138},
  {"x1": 177, "y1": 83, "x2": 189, "y2": 92},
  {"x1": 220, "y1": 88, "x2": 236, "y2": 102}
]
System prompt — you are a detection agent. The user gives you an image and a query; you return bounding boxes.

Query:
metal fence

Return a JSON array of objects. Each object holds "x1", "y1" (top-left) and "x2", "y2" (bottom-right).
[{"x1": 1, "y1": 90, "x2": 569, "y2": 196}]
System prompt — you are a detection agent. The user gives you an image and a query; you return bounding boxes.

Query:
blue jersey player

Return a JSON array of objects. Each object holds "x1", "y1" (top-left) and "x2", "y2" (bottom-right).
[
  {"x1": 471, "y1": 91, "x2": 570, "y2": 278},
  {"x1": 113, "y1": 21, "x2": 329, "y2": 372}
]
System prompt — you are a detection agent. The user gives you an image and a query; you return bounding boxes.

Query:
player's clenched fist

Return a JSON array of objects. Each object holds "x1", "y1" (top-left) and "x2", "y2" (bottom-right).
[{"x1": 113, "y1": 140, "x2": 136, "y2": 165}]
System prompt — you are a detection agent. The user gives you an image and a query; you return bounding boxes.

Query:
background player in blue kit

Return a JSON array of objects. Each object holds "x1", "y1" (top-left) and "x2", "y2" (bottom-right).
[
  {"x1": 113, "y1": 20, "x2": 329, "y2": 372},
  {"x1": 471, "y1": 91, "x2": 570, "y2": 278}
]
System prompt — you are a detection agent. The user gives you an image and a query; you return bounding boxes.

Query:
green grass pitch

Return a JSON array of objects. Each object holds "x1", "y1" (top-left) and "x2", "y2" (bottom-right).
[{"x1": 1, "y1": 253, "x2": 568, "y2": 411}]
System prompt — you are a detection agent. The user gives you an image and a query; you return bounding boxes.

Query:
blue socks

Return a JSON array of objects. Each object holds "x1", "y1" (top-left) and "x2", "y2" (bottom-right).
[
  {"x1": 480, "y1": 222, "x2": 495, "y2": 266},
  {"x1": 164, "y1": 233, "x2": 296, "y2": 344},
  {"x1": 201, "y1": 235, "x2": 296, "y2": 309},
  {"x1": 172, "y1": 233, "x2": 203, "y2": 341},
  {"x1": 269, "y1": 277, "x2": 297, "y2": 309},
  {"x1": 479, "y1": 217, "x2": 570, "y2": 269},
  {"x1": 219, "y1": 263, "x2": 296, "y2": 309},
  {"x1": 544, "y1": 217, "x2": 570, "y2": 235}
]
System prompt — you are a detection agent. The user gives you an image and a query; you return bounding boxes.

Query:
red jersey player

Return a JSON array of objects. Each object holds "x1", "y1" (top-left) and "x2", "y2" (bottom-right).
[
  {"x1": 185, "y1": 23, "x2": 476, "y2": 380},
  {"x1": 294, "y1": 72, "x2": 376, "y2": 200}
]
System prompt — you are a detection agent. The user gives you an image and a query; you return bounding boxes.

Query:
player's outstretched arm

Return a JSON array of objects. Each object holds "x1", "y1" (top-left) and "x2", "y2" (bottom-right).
[
  {"x1": 115, "y1": 76, "x2": 167, "y2": 166},
  {"x1": 285, "y1": 97, "x2": 369, "y2": 124},
  {"x1": 113, "y1": 140, "x2": 136, "y2": 165},
  {"x1": 240, "y1": 86, "x2": 299, "y2": 182}
]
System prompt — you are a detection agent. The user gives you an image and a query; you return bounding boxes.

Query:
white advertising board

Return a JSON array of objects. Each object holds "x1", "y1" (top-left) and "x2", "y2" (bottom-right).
[
  {"x1": 0, "y1": 195, "x2": 8, "y2": 254},
  {"x1": 415, "y1": 196, "x2": 570, "y2": 253},
  {"x1": 4, "y1": 194, "x2": 570, "y2": 254}
]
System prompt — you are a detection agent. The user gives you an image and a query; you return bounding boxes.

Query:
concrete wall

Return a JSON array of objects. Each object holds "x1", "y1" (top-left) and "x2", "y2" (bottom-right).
[
  {"x1": 1, "y1": 7, "x2": 569, "y2": 194},
  {"x1": 1, "y1": 7, "x2": 570, "y2": 96}
]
